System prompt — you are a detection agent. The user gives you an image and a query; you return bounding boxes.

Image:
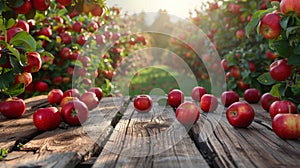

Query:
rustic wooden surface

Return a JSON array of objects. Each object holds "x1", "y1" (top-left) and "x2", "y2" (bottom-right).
[
  {"x1": 0, "y1": 96, "x2": 130, "y2": 168},
  {"x1": 92, "y1": 102, "x2": 209, "y2": 168},
  {"x1": 1, "y1": 96, "x2": 300, "y2": 168},
  {"x1": 190, "y1": 100, "x2": 300, "y2": 168}
]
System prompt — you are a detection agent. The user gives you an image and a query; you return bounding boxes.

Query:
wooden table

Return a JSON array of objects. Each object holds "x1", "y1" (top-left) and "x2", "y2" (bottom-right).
[{"x1": 0, "y1": 95, "x2": 299, "y2": 168}]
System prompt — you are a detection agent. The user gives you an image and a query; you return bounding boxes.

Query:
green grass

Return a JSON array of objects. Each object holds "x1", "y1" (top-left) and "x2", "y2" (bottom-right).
[{"x1": 127, "y1": 65, "x2": 210, "y2": 98}]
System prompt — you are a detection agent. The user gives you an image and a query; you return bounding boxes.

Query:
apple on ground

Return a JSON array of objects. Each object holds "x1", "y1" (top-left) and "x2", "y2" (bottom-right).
[
  {"x1": 272, "y1": 113, "x2": 300, "y2": 139},
  {"x1": 244, "y1": 88, "x2": 261, "y2": 104},
  {"x1": 61, "y1": 100, "x2": 89, "y2": 126},
  {"x1": 168, "y1": 89, "x2": 184, "y2": 108},
  {"x1": 176, "y1": 101, "x2": 200, "y2": 126},
  {"x1": 80, "y1": 92, "x2": 99, "y2": 110},
  {"x1": 48, "y1": 89, "x2": 63, "y2": 105},
  {"x1": 221, "y1": 90, "x2": 240, "y2": 107},
  {"x1": 63, "y1": 88, "x2": 81, "y2": 98},
  {"x1": 191, "y1": 86, "x2": 207, "y2": 101},
  {"x1": 89, "y1": 87, "x2": 103, "y2": 101},
  {"x1": 226, "y1": 102, "x2": 255, "y2": 128},
  {"x1": 60, "y1": 96, "x2": 79, "y2": 107},
  {"x1": 133, "y1": 95, "x2": 152, "y2": 113},
  {"x1": 200, "y1": 94, "x2": 218, "y2": 112},
  {"x1": 0, "y1": 97, "x2": 26, "y2": 118},
  {"x1": 33, "y1": 107, "x2": 61, "y2": 131},
  {"x1": 270, "y1": 59, "x2": 292, "y2": 81},
  {"x1": 269, "y1": 100, "x2": 297, "y2": 119},
  {"x1": 260, "y1": 93, "x2": 280, "y2": 111}
]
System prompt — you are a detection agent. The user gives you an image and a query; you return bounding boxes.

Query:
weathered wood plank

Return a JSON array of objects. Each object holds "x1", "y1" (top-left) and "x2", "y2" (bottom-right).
[
  {"x1": 191, "y1": 103, "x2": 300, "y2": 168},
  {"x1": 93, "y1": 100, "x2": 209, "y2": 168},
  {"x1": 1, "y1": 96, "x2": 130, "y2": 168},
  {"x1": 0, "y1": 95, "x2": 48, "y2": 152}
]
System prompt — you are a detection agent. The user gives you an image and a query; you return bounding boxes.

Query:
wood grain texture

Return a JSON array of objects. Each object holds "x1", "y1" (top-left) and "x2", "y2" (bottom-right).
[
  {"x1": 0, "y1": 95, "x2": 48, "y2": 152},
  {"x1": 93, "y1": 101, "x2": 209, "y2": 168},
  {"x1": 1, "y1": 96, "x2": 130, "y2": 168},
  {"x1": 191, "y1": 103, "x2": 300, "y2": 168}
]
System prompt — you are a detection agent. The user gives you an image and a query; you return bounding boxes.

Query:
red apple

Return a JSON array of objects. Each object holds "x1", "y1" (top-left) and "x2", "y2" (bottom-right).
[
  {"x1": 226, "y1": 102, "x2": 255, "y2": 128},
  {"x1": 63, "y1": 88, "x2": 80, "y2": 98},
  {"x1": 259, "y1": 13, "x2": 281, "y2": 39},
  {"x1": 237, "y1": 79, "x2": 250, "y2": 91},
  {"x1": 57, "y1": 0, "x2": 73, "y2": 6},
  {"x1": 270, "y1": 59, "x2": 292, "y2": 81},
  {"x1": 14, "y1": 72, "x2": 32, "y2": 87},
  {"x1": 221, "y1": 90, "x2": 240, "y2": 107},
  {"x1": 280, "y1": 0, "x2": 300, "y2": 16},
  {"x1": 236, "y1": 29, "x2": 245, "y2": 39},
  {"x1": 265, "y1": 50, "x2": 278, "y2": 60},
  {"x1": 269, "y1": 100, "x2": 297, "y2": 119},
  {"x1": 33, "y1": 107, "x2": 61, "y2": 131},
  {"x1": 272, "y1": 113, "x2": 300, "y2": 139},
  {"x1": 244, "y1": 88, "x2": 261, "y2": 104},
  {"x1": 0, "y1": 97, "x2": 26, "y2": 118},
  {"x1": 36, "y1": 27, "x2": 52, "y2": 37},
  {"x1": 89, "y1": 87, "x2": 103, "y2": 101},
  {"x1": 35, "y1": 81, "x2": 48, "y2": 92},
  {"x1": 72, "y1": 22, "x2": 82, "y2": 32},
  {"x1": 191, "y1": 86, "x2": 207, "y2": 101},
  {"x1": 168, "y1": 89, "x2": 184, "y2": 108},
  {"x1": 91, "y1": 5, "x2": 103, "y2": 16},
  {"x1": 221, "y1": 59, "x2": 230, "y2": 70},
  {"x1": 230, "y1": 66, "x2": 241, "y2": 79},
  {"x1": 61, "y1": 100, "x2": 89, "y2": 125},
  {"x1": 7, "y1": 27, "x2": 23, "y2": 43},
  {"x1": 48, "y1": 89, "x2": 63, "y2": 105},
  {"x1": 80, "y1": 92, "x2": 99, "y2": 110},
  {"x1": 200, "y1": 94, "x2": 218, "y2": 112},
  {"x1": 60, "y1": 32, "x2": 72, "y2": 44},
  {"x1": 59, "y1": 47, "x2": 72, "y2": 59},
  {"x1": 133, "y1": 95, "x2": 153, "y2": 113},
  {"x1": 176, "y1": 101, "x2": 200, "y2": 126},
  {"x1": 248, "y1": 61, "x2": 256, "y2": 72},
  {"x1": 13, "y1": 0, "x2": 32, "y2": 14},
  {"x1": 260, "y1": 93, "x2": 280, "y2": 111},
  {"x1": 23, "y1": 52, "x2": 42, "y2": 73},
  {"x1": 32, "y1": 0, "x2": 50, "y2": 11},
  {"x1": 60, "y1": 96, "x2": 79, "y2": 107},
  {"x1": 15, "y1": 20, "x2": 30, "y2": 32}
]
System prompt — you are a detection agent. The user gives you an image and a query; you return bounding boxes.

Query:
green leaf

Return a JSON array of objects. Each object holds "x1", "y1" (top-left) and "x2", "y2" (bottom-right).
[
  {"x1": 257, "y1": 72, "x2": 277, "y2": 85},
  {"x1": 294, "y1": 45, "x2": 300, "y2": 55},
  {"x1": 287, "y1": 54, "x2": 300, "y2": 65},
  {"x1": 10, "y1": 31, "x2": 36, "y2": 51},
  {"x1": 280, "y1": 15, "x2": 290, "y2": 30},
  {"x1": 4, "y1": 83, "x2": 25, "y2": 96},
  {"x1": 246, "y1": 17, "x2": 260, "y2": 38},
  {"x1": 273, "y1": 40, "x2": 293, "y2": 57},
  {"x1": 0, "y1": 70, "x2": 14, "y2": 90},
  {"x1": 6, "y1": 18, "x2": 16, "y2": 29},
  {"x1": 270, "y1": 83, "x2": 281, "y2": 98},
  {"x1": 286, "y1": 26, "x2": 300, "y2": 38},
  {"x1": 6, "y1": 44, "x2": 20, "y2": 59}
]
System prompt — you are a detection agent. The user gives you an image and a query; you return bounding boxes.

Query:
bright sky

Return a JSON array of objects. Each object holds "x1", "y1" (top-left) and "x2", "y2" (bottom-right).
[{"x1": 106, "y1": 0, "x2": 212, "y2": 19}]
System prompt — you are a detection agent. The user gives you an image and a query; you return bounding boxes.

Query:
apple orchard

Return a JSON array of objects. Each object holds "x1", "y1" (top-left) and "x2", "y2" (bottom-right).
[{"x1": 0, "y1": 0, "x2": 300, "y2": 141}]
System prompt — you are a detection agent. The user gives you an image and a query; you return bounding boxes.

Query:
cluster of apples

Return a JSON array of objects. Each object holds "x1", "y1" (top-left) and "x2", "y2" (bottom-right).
[
  {"x1": 32, "y1": 87, "x2": 103, "y2": 131},
  {"x1": 132, "y1": 85, "x2": 299, "y2": 140}
]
